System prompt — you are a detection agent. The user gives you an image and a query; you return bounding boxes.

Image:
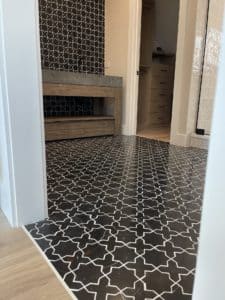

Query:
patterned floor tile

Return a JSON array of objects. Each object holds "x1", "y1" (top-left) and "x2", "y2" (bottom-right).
[{"x1": 26, "y1": 136, "x2": 207, "y2": 299}]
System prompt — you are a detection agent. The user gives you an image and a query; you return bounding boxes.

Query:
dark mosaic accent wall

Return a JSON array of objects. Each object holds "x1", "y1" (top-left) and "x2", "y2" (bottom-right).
[
  {"x1": 39, "y1": 0, "x2": 105, "y2": 74},
  {"x1": 39, "y1": 0, "x2": 105, "y2": 117},
  {"x1": 44, "y1": 96, "x2": 94, "y2": 117}
]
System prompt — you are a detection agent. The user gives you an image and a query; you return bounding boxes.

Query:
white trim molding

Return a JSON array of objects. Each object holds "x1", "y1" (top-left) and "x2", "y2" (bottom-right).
[
  {"x1": 34, "y1": 0, "x2": 48, "y2": 218},
  {"x1": 170, "y1": 0, "x2": 190, "y2": 146},
  {"x1": 122, "y1": 0, "x2": 142, "y2": 136}
]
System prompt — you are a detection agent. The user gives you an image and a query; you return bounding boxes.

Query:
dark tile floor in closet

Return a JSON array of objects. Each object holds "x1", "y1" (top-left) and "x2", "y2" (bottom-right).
[{"x1": 26, "y1": 136, "x2": 207, "y2": 300}]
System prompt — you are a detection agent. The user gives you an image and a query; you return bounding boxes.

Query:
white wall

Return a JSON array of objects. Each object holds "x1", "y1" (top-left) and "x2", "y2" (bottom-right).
[
  {"x1": 193, "y1": 8, "x2": 225, "y2": 298},
  {"x1": 105, "y1": 0, "x2": 130, "y2": 77},
  {"x1": 197, "y1": 0, "x2": 225, "y2": 134},
  {"x1": 0, "y1": 75, "x2": 15, "y2": 226},
  {"x1": 0, "y1": 0, "x2": 47, "y2": 226},
  {"x1": 0, "y1": 0, "x2": 18, "y2": 226},
  {"x1": 105, "y1": 0, "x2": 131, "y2": 133},
  {"x1": 154, "y1": 0, "x2": 179, "y2": 54}
]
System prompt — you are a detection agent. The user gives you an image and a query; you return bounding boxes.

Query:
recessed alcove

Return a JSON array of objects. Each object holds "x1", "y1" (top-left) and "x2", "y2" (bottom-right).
[
  {"x1": 42, "y1": 70, "x2": 122, "y2": 141},
  {"x1": 43, "y1": 95, "x2": 117, "y2": 141}
]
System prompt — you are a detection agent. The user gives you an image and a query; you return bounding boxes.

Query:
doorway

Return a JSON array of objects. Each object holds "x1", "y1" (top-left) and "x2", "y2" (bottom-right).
[{"x1": 136, "y1": 0, "x2": 179, "y2": 143}]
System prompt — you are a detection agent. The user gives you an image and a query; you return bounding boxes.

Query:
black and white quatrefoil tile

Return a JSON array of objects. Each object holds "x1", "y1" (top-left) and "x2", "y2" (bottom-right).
[{"x1": 26, "y1": 136, "x2": 208, "y2": 299}]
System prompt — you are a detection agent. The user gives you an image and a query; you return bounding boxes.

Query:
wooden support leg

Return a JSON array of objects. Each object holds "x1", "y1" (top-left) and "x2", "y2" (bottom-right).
[{"x1": 114, "y1": 89, "x2": 122, "y2": 135}]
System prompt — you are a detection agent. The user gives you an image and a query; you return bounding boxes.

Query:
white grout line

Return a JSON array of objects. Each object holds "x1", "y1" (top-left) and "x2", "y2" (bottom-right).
[{"x1": 22, "y1": 226, "x2": 78, "y2": 300}]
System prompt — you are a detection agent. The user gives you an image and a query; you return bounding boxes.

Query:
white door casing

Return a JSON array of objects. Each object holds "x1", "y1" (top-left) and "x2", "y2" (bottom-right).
[{"x1": 0, "y1": 0, "x2": 47, "y2": 226}]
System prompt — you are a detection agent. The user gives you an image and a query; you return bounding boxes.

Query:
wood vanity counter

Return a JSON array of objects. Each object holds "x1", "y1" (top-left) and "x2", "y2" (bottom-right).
[{"x1": 42, "y1": 70, "x2": 122, "y2": 141}]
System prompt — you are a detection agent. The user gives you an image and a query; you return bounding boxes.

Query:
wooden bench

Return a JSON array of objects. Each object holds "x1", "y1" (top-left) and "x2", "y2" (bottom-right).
[{"x1": 42, "y1": 71, "x2": 122, "y2": 141}]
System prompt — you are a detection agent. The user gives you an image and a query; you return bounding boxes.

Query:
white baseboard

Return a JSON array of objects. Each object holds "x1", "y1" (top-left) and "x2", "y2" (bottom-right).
[
  {"x1": 190, "y1": 133, "x2": 209, "y2": 150},
  {"x1": 121, "y1": 126, "x2": 209, "y2": 151},
  {"x1": 170, "y1": 133, "x2": 191, "y2": 147},
  {"x1": 122, "y1": 124, "x2": 135, "y2": 136}
]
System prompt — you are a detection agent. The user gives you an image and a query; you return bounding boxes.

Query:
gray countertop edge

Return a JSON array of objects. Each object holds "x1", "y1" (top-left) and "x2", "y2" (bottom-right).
[{"x1": 42, "y1": 69, "x2": 123, "y2": 88}]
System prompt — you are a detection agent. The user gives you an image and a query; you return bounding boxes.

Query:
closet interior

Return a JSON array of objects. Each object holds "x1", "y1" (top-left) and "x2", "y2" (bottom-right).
[{"x1": 137, "y1": 0, "x2": 179, "y2": 142}]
